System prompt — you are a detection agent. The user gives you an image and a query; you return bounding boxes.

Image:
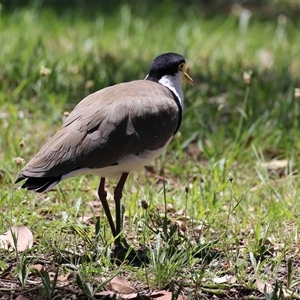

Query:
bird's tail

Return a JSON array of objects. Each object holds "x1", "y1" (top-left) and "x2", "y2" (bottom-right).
[{"x1": 15, "y1": 176, "x2": 61, "y2": 193}]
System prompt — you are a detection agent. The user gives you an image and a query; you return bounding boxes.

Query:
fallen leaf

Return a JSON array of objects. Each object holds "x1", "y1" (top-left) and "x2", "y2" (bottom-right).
[
  {"x1": 79, "y1": 215, "x2": 94, "y2": 223},
  {"x1": 0, "y1": 226, "x2": 33, "y2": 252},
  {"x1": 95, "y1": 291, "x2": 115, "y2": 297},
  {"x1": 57, "y1": 273, "x2": 72, "y2": 282},
  {"x1": 147, "y1": 291, "x2": 166, "y2": 298},
  {"x1": 256, "y1": 279, "x2": 295, "y2": 298},
  {"x1": 97, "y1": 289, "x2": 185, "y2": 300},
  {"x1": 118, "y1": 293, "x2": 139, "y2": 299},
  {"x1": 213, "y1": 274, "x2": 233, "y2": 284},
  {"x1": 30, "y1": 264, "x2": 45, "y2": 274},
  {"x1": 87, "y1": 200, "x2": 102, "y2": 208},
  {"x1": 258, "y1": 237, "x2": 275, "y2": 256},
  {"x1": 175, "y1": 220, "x2": 187, "y2": 232},
  {"x1": 107, "y1": 276, "x2": 136, "y2": 294},
  {"x1": 257, "y1": 159, "x2": 293, "y2": 177},
  {"x1": 174, "y1": 209, "x2": 185, "y2": 217},
  {"x1": 15, "y1": 295, "x2": 30, "y2": 300},
  {"x1": 256, "y1": 279, "x2": 275, "y2": 295},
  {"x1": 229, "y1": 275, "x2": 237, "y2": 284},
  {"x1": 258, "y1": 159, "x2": 288, "y2": 170},
  {"x1": 150, "y1": 291, "x2": 185, "y2": 300}
]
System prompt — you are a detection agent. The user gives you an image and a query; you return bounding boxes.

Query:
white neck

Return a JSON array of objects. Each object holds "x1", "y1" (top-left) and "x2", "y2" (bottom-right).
[{"x1": 145, "y1": 73, "x2": 184, "y2": 108}]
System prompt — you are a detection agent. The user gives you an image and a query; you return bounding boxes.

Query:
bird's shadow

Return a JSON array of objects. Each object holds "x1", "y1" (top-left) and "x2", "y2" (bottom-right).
[
  {"x1": 111, "y1": 242, "x2": 149, "y2": 266},
  {"x1": 52, "y1": 238, "x2": 149, "y2": 267},
  {"x1": 53, "y1": 238, "x2": 221, "y2": 269}
]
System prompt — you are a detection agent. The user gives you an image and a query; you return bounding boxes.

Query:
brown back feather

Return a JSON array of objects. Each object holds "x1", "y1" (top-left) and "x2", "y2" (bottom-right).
[{"x1": 17, "y1": 80, "x2": 180, "y2": 180}]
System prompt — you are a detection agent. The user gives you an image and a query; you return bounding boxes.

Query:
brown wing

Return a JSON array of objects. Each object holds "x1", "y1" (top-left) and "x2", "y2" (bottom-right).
[{"x1": 17, "y1": 80, "x2": 180, "y2": 180}]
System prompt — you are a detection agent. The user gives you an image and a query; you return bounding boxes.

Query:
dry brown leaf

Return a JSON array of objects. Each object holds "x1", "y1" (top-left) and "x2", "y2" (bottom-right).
[
  {"x1": 256, "y1": 279, "x2": 275, "y2": 295},
  {"x1": 150, "y1": 291, "x2": 185, "y2": 300},
  {"x1": 256, "y1": 279, "x2": 295, "y2": 298},
  {"x1": 119, "y1": 293, "x2": 139, "y2": 299},
  {"x1": 87, "y1": 200, "x2": 102, "y2": 208},
  {"x1": 30, "y1": 264, "x2": 44, "y2": 273},
  {"x1": 258, "y1": 159, "x2": 288, "y2": 170},
  {"x1": 97, "y1": 289, "x2": 185, "y2": 300},
  {"x1": 173, "y1": 209, "x2": 185, "y2": 217},
  {"x1": 79, "y1": 215, "x2": 94, "y2": 224},
  {"x1": 57, "y1": 273, "x2": 72, "y2": 282},
  {"x1": 258, "y1": 237, "x2": 275, "y2": 255},
  {"x1": 147, "y1": 291, "x2": 166, "y2": 298},
  {"x1": 157, "y1": 203, "x2": 175, "y2": 213},
  {"x1": 229, "y1": 275, "x2": 237, "y2": 284},
  {"x1": 257, "y1": 159, "x2": 293, "y2": 178},
  {"x1": 106, "y1": 276, "x2": 136, "y2": 294},
  {"x1": 0, "y1": 226, "x2": 33, "y2": 252},
  {"x1": 95, "y1": 291, "x2": 115, "y2": 297},
  {"x1": 15, "y1": 295, "x2": 30, "y2": 300},
  {"x1": 174, "y1": 220, "x2": 187, "y2": 232}
]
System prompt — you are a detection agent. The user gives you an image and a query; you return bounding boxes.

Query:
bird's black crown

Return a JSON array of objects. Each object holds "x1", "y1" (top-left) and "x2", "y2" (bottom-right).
[{"x1": 147, "y1": 53, "x2": 186, "y2": 82}]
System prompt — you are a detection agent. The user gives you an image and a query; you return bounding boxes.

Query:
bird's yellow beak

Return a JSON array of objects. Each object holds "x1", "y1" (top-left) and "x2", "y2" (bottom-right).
[{"x1": 183, "y1": 66, "x2": 194, "y2": 85}]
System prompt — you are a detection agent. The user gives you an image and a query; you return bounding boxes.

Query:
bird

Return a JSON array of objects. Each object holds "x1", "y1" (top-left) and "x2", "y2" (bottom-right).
[{"x1": 16, "y1": 52, "x2": 193, "y2": 247}]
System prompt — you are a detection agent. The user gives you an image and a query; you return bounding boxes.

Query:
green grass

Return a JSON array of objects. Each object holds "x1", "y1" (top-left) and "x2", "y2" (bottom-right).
[{"x1": 1, "y1": 2, "x2": 300, "y2": 299}]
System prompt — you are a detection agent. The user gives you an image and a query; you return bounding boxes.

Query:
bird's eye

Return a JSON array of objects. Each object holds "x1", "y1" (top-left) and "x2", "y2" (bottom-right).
[{"x1": 178, "y1": 63, "x2": 185, "y2": 71}]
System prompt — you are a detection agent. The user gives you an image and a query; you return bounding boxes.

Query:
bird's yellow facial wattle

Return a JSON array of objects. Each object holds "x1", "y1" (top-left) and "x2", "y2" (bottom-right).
[
  {"x1": 183, "y1": 70, "x2": 193, "y2": 85},
  {"x1": 178, "y1": 62, "x2": 193, "y2": 85}
]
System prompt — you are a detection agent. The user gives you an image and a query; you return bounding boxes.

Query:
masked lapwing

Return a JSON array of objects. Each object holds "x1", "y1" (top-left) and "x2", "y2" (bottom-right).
[{"x1": 16, "y1": 52, "x2": 193, "y2": 246}]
